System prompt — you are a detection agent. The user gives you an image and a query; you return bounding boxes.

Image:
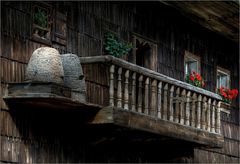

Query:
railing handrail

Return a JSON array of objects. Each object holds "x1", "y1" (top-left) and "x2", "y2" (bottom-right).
[{"x1": 80, "y1": 55, "x2": 222, "y2": 101}]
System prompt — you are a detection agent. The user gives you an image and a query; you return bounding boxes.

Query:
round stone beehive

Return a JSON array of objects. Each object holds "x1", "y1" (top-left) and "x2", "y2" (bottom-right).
[
  {"x1": 25, "y1": 47, "x2": 64, "y2": 85},
  {"x1": 61, "y1": 53, "x2": 86, "y2": 101}
]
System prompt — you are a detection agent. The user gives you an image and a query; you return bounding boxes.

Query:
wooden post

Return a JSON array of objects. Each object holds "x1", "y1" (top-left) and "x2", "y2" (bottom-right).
[
  {"x1": 211, "y1": 100, "x2": 216, "y2": 133},
  {"x1": 124, "y1": 70, "x2": 129, "y2": 110},
  {"x1": 144, "y1": 77, "x2": 150, "y2": 115},
  {"x1": 117, "y1": 67, "x2": 122, "y2": 108},
  {"x1": 150, "y1": 79, "x2": 157, "y2": 117},
  {"x1": 157, "y1": 81, "x2": 162, "y2": 119},
  {"x1": 216, "y1": 101, "x2": 221, "y2": 134},
  {"x1": 109, "y1": 65, "x2": 115, "y2": 107},
  {"x1": 131, "y1": 72, "x2": 136, "y2": 111},
  {"x1": 180, "y1": 89, "x2": 186, "y2": 124},
  {"x1": 163, "y1": 83, "x2": 168, "y2": 120},
  {"x1": 197, "y1": 95, "x2": 202, "y2": 129},
  {"x1": 202, "y1": 96, "x2": 207, "y2": 130},
  {"x1": 174, "y1": 87, "x2": 180, "y2": 123},
  {"x1": 185, "y1": 91, "x2": 191, "y2": 126},
  {"x1": 191, "y1": 93, "x2": 197, "y2": 127},
  {"x1": 137, "y1": 75, "x2": 143, "y2": 113},
  {"x1": 206, "y1": 98, "x2": 211, "y2": 132},
  {"x1": 169, "y1": 85, "x2": 174, "y2": 121}
]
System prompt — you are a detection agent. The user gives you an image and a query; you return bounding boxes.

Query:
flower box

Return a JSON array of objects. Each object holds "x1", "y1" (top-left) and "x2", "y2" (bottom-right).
[{"x1": 220, "y1": 101, "x2": 230, "y2": 114}]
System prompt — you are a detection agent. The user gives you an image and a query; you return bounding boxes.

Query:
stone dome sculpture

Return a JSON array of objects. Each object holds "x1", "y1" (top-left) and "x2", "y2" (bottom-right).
[
  {"x1": 25, "y1": 47, "x2": 86, "y2": 102},
  {"x1": 61, "y1": 53, "x2": 86, "y2": 101},
  {"x1": 25, "y1": 47, "x2": 64, "y2": 84}
]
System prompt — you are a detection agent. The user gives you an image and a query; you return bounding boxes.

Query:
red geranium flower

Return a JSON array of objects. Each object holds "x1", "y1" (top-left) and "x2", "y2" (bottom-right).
[
  {"x1": 195, "y1": 73, "x2": 202, "y2": 81},
  {"x1": 186, "y1": 71, "x2": 205, "y2": 88},
  {"x1": 190, "y1": 75, "x2": 195, "y2": 81},
  {"x1": 218, "y1": 87, "x2": 239, "y2": 104}
]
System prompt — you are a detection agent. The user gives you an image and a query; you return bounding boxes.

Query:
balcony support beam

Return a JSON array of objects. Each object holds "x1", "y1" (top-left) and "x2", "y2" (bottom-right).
[{"x1": 114, "y1": 109, "x2": 224, "y2": 148}]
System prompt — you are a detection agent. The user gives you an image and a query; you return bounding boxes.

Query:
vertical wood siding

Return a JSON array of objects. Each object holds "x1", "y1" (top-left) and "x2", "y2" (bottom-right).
[{"x1": 0, "y1": 1, "x2": 239, "y2": 163}]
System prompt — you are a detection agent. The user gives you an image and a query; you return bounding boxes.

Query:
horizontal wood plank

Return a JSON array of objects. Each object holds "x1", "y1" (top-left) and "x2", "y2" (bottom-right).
[{"x1": 113, "y1": 108, "x2": 224, "y2": 148}]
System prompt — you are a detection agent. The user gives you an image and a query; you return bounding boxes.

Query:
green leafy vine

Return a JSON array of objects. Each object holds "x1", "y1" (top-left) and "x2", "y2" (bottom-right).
[{"x1": 104, "y1": 32, "x2": 132, "y2": 58}]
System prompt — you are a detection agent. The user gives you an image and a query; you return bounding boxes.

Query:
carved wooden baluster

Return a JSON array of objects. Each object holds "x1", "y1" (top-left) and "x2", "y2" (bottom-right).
[
  {"x1": 137, "y1": 75, "x2": 143, "y2": 113},
  {"x1": 131, "y1": 72, "x2": 136, "y2": 111},
  {"x1": 169, "y1": 85, "x2": 174, "y2": 121},
  {"x1": 206, "y1": 98, "x2": 211, "y2": 132},
  {"x1": 117, "y1": 67, "x2": 122, "y2": 108},
  {"x1": 163, "y1": 83, "x2": 168, "y2": 120},
  {"x1": 196, "y1": 95, "x2": 202, "y2": 129},
  {"x1": 174, "y1": 87, "x2": 180, "y2": 123},
  {"x1": 211, "y1": 100, "x2": 216, "y2": 133},
  {"x1": 216, "y1": 101, "x2": 221, "y2": 134},
  {"x1": 191, "y1": 93, "x2": 197, "y2": 127},
  {"x1": 109, "y1": 65, "x2": 115, "y2": 107},
  {"x1": 180, "y1": 89, "x2": 186, "y2": 124},
  {"x1": 157, "y1": 81, "x2": 162, "y2": 118},
  {"x1": 201, "y1": 96, "x2": 207, "y2": 130},
  {"x1": 144, "y1": 78, "x2": 150, "y2": 115},
  {"x1": 124, "y1": 70, "x2": 129, "y2": 110},
  {"x1": 150, "y1": 79, "x2": 157, "y2": 117},
  {"x1": 185, "y1": 91, "x2": 191, "y2": 126}
]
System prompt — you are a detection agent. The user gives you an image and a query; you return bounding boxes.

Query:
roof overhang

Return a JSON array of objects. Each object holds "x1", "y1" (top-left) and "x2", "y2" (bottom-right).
[{"x1": 161, "y1": 1, "x2": 239, "y2": 43}]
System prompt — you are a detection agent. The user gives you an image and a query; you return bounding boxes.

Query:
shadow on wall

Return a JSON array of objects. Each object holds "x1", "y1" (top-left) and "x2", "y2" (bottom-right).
[{"x1": 6, "y1": 104, "x2": 195, "y2": 163}]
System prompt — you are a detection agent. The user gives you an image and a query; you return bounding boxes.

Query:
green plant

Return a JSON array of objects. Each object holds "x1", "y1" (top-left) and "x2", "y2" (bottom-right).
[
  {"x1": 34, "y1": 8, "x2": 48, "y2": 28},
  {"x1": 104, "y1": 32, "x2": 132, "y2": 57},
  {"x1": 186, "y1": 71, "x2": 205, "y2": 88}
]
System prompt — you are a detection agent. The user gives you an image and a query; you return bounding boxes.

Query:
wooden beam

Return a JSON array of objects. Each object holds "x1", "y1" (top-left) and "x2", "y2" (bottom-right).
[
  {"x1": 113, "y1": 109, "x2": 224, "y2": 148},
  {"x1": 89, "y1": 106, "x2": 114, "y2": 124}
]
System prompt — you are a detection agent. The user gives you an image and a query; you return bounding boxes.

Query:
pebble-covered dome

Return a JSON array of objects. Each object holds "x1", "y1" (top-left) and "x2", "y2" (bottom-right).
[
  {"x1": 61, "y1": 53, "x2": 86, "y2": 101},
  {"x1": 25, "y1": 47, "x2": 64, "y2": 85}
]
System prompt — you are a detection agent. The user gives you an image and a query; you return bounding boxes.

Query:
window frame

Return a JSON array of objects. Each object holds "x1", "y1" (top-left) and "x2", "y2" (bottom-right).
[
  {"x1": 31, "y1": 2, "x2": 52, "y2": 45},
  {"x1": 184, "y1": 51, "x2": 201, "y2": 78},
  {"x1": 131, "y1": 33, "x2": 157, "y2": 71},
  {"x1": 216, "y1": 66, "x2": 231, "y2": 90}
]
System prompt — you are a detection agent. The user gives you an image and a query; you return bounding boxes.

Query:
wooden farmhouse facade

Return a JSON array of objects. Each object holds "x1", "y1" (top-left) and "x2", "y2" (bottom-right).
[{"x1": 0, "y1": 1, "x2": 239, "y2": 163}]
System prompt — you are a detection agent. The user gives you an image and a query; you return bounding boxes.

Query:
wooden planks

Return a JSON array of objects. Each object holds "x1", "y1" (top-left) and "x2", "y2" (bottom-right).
[
  {"x1": 0, "y1": 1, "x2": 239, "y2": 163},
  {"x1": 113, "y1": 109, "x2": 224, "y2": 148},
  {"x1": 0, "y1": 58, "x2": 26, "y2": 83},
  {"x1": 82, "y1": 63, "x2": 109, "y2": 106}
]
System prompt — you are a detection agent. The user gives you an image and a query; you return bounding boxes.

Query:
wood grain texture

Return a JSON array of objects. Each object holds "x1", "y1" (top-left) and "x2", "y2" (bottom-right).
[{"x1": 0, "y1": 1, "x2": 239, "y2": 163}]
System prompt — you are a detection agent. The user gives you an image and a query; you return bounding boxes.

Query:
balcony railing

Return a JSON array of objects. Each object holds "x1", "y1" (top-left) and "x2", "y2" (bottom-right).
[{"x1": 80, "y1": 55, "x2": 224, "y2": 147}]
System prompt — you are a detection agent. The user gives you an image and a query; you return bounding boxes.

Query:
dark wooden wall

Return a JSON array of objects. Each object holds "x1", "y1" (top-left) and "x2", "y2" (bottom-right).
[{"x1": 1, "y1": 1, "x2": 239, "y2": 163}]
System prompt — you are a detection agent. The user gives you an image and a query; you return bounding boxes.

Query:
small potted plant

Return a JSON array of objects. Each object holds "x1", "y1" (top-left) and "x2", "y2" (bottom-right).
[
  {"x1": 186, "y1": 71, "x2": 205, "y2": 88},
  {"x1": 32, "y1": 7, "x2": 50, "y2": 40},
  {"x1": 104, "y1": 32, "x2": 132, "y2": 58}
]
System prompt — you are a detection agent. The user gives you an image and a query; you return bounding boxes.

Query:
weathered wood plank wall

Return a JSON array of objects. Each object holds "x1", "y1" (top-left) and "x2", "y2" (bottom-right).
[{"x1": 0, "y1": 1, "x2": 239, "y2": 163}]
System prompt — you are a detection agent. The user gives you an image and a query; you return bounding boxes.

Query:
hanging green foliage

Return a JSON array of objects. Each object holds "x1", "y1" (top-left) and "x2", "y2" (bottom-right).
[
  {"x1": 34, "y1": 8, "x2": 48, "y2": 28},
  {"x1": 104, "y1": 32, "x2": 132, "y2": 58}
]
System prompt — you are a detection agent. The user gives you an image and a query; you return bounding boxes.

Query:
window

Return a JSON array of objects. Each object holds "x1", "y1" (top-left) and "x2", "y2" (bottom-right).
[
  {"x1": 32, "y1": 3, "x2": 52, "y2": 44},
  {"x1": 184, "y1": 51, "x2": 200, "y2": 76},
  {"x1": 131, "y1": 34, "x2": 157, "y2": 71},
  {"x1": 217, "y1": 67, "x2": 230, "y2": 89}
]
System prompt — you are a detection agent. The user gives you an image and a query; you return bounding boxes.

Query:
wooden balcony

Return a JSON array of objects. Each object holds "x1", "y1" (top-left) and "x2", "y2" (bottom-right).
[
  {"x1": 81, "y1": 55, "x2": 224, "y2": 148},
  {"x1": 3, "y1": 55, "x2": 224, "y2": 148}
]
